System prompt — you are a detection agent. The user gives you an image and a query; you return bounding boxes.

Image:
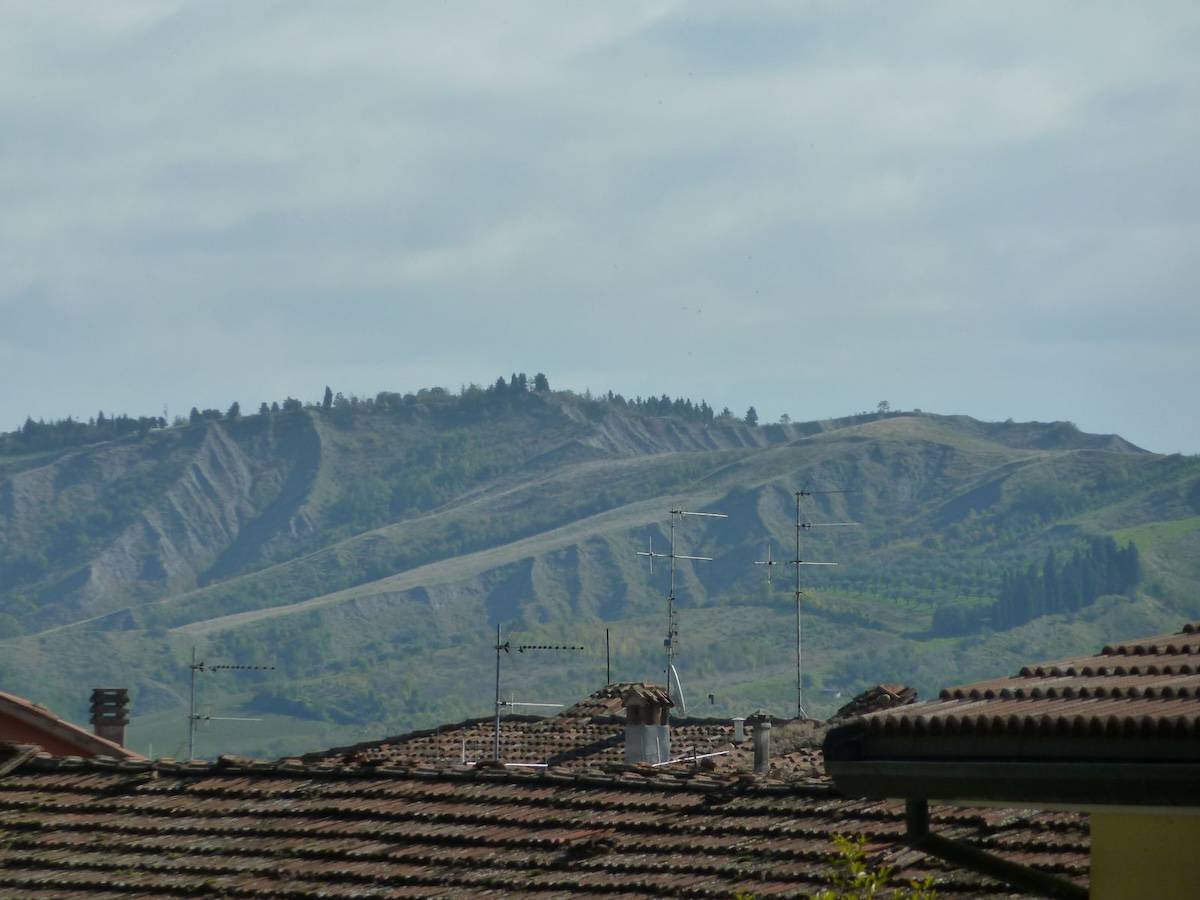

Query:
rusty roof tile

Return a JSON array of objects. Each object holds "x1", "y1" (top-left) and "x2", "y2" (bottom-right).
[
  {"x1": 0, "y1": 752, "x2": 1087, "y2": 897},
  {"x1": 831, "y1": 622, "x2": 1200, "y2": 758}
]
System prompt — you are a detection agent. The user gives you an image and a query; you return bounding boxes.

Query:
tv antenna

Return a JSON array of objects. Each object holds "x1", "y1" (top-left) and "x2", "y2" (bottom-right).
[
  {"x1": 492, "y1": 624, "x2": 584, "y2": 762},
  {"x1": 753, "y1": 541, "x2": 781, "y2": 586},
  {"x1": 637, "y1": 508, "x2": 728, "y2": 712},
  {"x1": 187, "y1": 647, "x2": 275, "y2": 759},
  {"x1": 755, "y1": 488, "x2": 856, "y2": 719}
]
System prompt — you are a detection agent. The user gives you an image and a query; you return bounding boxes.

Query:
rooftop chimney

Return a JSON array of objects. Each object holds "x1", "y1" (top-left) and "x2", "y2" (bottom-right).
[
  {"x1": 89, "y1": 688, "x2": 129, "y2": 747},
  {"x1": 751, "y1": 714, "x2": 771, "y2": 775},
  {"x1": 622, "y1": 685, "x2": 673, "y2": 765}
]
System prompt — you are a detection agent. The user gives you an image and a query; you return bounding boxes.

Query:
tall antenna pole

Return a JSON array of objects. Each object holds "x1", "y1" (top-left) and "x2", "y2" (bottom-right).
[
  {"x1": 606, "y1": 628, "x2": 611, "y2": 685},
  {"x1": 667, "y1": 514, "x2": 677, "y2": 701},
  {"x1": 639, "y1": 509, "x2": 727, "y2": 710},
  {"x1": 785, "y1": 488, "x2": 856, "y2": 719},
  {"x1": 493, "y1": 624, "x2": 502, "y2": 762},
  {"x1": 793, "y1": 492, "x2": 807, "y2": 720},
  {"x1": 188, "y1": 647, "x2": 197, "y2": 759}
]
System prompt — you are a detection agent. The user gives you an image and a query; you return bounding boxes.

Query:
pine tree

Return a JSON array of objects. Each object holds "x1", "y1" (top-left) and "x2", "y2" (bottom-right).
[
  {"x1": 1123, "y1": 541, "x2": 1141, "y2": 590},
  {"x1": 226, "y1": 401, "x2": 241, "y2": 421},
  {"x1": 323, "y1": 386, "x2": 333, "y2": 411},
  {"x1": 744, "y1": 406, "x2": 759, "y2": 427},
  {"x1": 533, "y1": 372, "x2": 550, "y2": 392}
]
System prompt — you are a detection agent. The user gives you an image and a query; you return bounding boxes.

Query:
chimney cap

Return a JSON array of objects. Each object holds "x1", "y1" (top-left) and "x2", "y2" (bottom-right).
[
  {"x1": 90, "y1": 688, "x2": 130, "y2": 727},
  {"x1": 621, "y1": 684, "x2": 673, "y2": 709}
]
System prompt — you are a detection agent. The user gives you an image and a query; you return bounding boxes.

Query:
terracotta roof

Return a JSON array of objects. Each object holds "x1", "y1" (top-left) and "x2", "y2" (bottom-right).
[
  {"x1": 302, "y1": 685, "x2": 821, "y2": 778},
  {"x1": 622, "y1": 684, "x2": 673, "y2": 707},
  {"x1": 0, "y1": 691, "x2": 142, "y2": 760},
  {"x1": 556, "y1": 682, "x2": 634, "y2": 718},
  {"x1": 0, "y1": 751, "x2": 1089, "y2": 898},
  {"x1": 833, "y1": 683, "x2": 919, "y2": 720},
  {"x1": 829, "y1": 623, "x2": 1200, "y2": 753},
  {"x1": 824, "y1": 622, "x2": 1200, "y2": 808}
]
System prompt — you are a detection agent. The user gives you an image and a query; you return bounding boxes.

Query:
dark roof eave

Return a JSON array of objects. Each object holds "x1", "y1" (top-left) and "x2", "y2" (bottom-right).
[{"x1": 825, "y1": 757, "x2": 1200, "y2": 808}]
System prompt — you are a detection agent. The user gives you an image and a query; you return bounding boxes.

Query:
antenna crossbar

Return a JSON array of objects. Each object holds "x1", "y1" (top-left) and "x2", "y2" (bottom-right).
[
  {"x1": 650, "y1": 749, "x2": 731, "y2": 767},
  {"x1": 516, "y1": 644, "x2": 585, "y2": 653},
  {"x1": 498, "y1": 701, "x2": 563, "y2": 709}
]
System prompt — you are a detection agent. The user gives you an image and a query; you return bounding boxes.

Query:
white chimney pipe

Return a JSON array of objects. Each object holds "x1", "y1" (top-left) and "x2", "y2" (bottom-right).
[{"x1": 753, "y1": 718, "x2": 772, "y2": 774}]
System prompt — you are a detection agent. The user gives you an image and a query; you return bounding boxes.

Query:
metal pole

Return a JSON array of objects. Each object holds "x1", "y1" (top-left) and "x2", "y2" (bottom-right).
[
  {"x1": 606, "y1": 628, "x2": 611, "y2": 685},
  {"x1": 667, "y1": 516, "x2": 676, "y2": 701},
  {"x1": 493, "y1": 623, "x2": 502, "y2": 762},
  {"x1": 795, "y1": 493, "x2": 805, "y2": 720},
  {"x1": 188, "y1": 647, "x2": 197, "y2": 759}
]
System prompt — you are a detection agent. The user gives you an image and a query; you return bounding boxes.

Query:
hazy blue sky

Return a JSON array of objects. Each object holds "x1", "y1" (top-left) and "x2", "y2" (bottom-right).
[{"x1": 3, "y1": 3, "x2": 1198, "y2": 452}]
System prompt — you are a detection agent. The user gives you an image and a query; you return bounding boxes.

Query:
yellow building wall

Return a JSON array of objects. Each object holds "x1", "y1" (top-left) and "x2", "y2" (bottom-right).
[{"x1": 1090, "y1": 812, "x2": 1200, "y2": 900}]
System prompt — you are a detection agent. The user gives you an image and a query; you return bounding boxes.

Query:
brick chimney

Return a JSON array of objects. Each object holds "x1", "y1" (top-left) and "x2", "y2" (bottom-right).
[
  {"x1": 89, "y1": 688, "x2": 129, "y2": 747},
  {"x1": 622, "y1": 685, "x2": 672, "y2": 765}
]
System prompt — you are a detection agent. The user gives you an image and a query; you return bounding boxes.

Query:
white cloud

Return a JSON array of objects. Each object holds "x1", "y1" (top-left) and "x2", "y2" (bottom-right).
[{"x1": 1, "y1": 2, "x2": 1198, "y2": 451}]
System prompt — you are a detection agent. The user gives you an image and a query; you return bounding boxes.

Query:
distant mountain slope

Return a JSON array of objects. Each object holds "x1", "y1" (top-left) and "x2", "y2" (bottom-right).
[{"x1": 0, "y1": 386, "x2": 1195, "y2": 758}]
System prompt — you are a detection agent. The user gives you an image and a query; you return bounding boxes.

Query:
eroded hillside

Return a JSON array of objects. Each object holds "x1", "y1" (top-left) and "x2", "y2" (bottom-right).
[{"x1": 1, "y1": 389, "x2": 1197, "y2": 758}]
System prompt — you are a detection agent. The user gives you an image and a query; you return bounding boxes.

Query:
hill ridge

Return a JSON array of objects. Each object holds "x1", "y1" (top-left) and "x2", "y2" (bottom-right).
[{"x1": 0, "y1": 391, "x2": 1193, "y2": 758}]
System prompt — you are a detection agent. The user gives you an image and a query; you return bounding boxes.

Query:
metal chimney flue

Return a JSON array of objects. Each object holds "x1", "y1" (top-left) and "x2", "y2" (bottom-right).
[
  {"x1": 752, "y1": 716, "x2": 772, "y2": 774},
  {"x1": 90, "y1": 688, "x2": 129, "y2": 747}
]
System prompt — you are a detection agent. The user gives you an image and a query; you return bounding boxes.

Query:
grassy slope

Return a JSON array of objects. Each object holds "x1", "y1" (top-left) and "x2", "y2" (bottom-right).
[{"x1": 1, "y1": 399, "x2": 1198, "y2": 758}]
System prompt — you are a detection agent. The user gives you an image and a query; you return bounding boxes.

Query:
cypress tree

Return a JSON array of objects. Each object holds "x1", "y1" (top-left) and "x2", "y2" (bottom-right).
[{"x1": 1043, "y1": 549, "x2": 1058, "y2": 613}]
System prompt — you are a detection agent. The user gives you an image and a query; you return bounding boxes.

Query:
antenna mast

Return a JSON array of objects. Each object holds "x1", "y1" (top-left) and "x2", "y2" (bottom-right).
[
  {"x1": 637, "y1": 508, "x2": 727, "y2": 711},
  {"x1": 492, "y1": 625, "x2": 584, "y2": 762},
  {"x1": 187, "y1": 647, "x2": 275, "y2": 759},
  {"x1": 756, "y1": 489, "x2": 856, "y2": 719}
]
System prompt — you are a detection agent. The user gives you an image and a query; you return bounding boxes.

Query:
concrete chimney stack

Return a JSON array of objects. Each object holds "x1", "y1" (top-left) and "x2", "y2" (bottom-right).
[
  {"x1": 89, "y1": 688, "x2": 129, "y2": 747},
  {"x1": 752, "y1": 716, "x2": 772, "y2": 774},
  {"x1": 622, "y1": 685, "x2": 673, "y2": 765},
  {"x1": 732, "y1": 717, "x2": 746, "y2": 742}
]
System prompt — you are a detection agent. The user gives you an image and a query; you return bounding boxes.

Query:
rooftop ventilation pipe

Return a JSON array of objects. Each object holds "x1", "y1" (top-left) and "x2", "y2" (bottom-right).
[
  {"x1": 732, "y1": 717, "x2": 746, "y2": 742},
  {"x1": 752, "y1": 715, "x2": 771, "y2": 774}
]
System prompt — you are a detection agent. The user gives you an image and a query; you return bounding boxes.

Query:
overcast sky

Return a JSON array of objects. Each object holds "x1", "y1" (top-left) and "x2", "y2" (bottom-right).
[{"x1": 3, "y1": 2, "x2": 1198, "y2": 452}]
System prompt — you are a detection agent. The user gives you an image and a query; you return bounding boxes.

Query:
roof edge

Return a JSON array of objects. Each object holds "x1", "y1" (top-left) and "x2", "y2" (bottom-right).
[
  {"x1": 825, "y1": 757, "x2": 1200, "y2": 808},
  {"x1": 0, "y1": 691, "x2": 143, "y2": 760}
]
